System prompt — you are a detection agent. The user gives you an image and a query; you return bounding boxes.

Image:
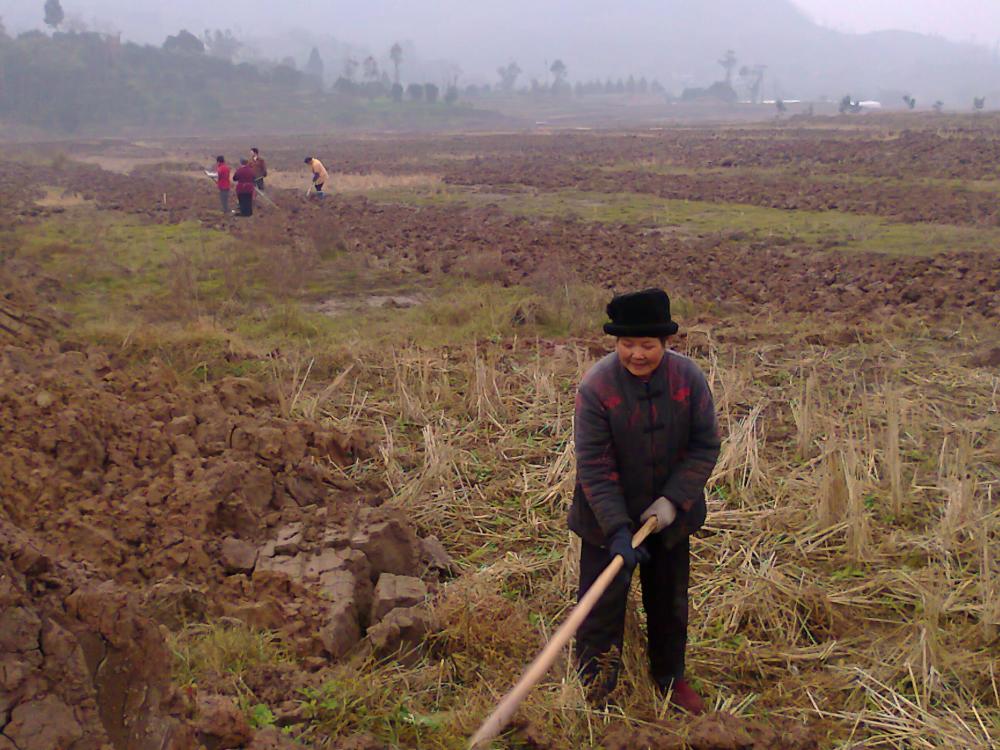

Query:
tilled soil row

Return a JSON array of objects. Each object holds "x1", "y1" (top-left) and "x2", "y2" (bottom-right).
[
  {"x1": 302, "y1": 200, "x2": 1000, "y2": 319},
  {"x1": 443, "y1": 159, "x2": 1000, "y2": 227},
  {"x1": 188, "y1": 126, "x2": 1000, "y2": 182}
]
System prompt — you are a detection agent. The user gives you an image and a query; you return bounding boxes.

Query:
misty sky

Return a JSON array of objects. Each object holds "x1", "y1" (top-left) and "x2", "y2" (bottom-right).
[
  {"x1": 4, "y1": 0, "x2": 999, "y2": 47},
  {"x1": 796, "y1": 0, "x2": 1000, "y2": 43}
]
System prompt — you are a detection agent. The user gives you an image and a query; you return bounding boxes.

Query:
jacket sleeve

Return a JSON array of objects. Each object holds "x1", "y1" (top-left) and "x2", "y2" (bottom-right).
[
  {"x1": 660, "y1": 366, "x2": 721, "y2": 512},
  {"x1": 574, "y1": 382, "x2": 631, "y2": 537}
]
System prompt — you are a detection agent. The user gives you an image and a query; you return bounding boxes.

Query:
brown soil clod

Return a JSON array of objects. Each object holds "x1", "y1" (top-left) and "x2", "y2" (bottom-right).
[{"x1": 603, "y1": 712, "x2": 822, "y2": 750}]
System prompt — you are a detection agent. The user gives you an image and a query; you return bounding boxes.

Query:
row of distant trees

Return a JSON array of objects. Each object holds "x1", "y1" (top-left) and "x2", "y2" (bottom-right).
[
  {"x1": 488, "y1": 60, "x2": 666, "y2": 97},
  {"x1": 272, "y1": 47, "x2": 659, "y2": 105},
  {"x1": 320, "y1": 44, "x2": 460, "y2": 104}
]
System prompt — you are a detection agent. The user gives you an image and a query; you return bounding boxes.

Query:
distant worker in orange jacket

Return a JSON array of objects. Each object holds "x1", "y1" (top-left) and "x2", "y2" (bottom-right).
[{"x1": 304, "y1": 156, "x2": 329, "y2": 198}]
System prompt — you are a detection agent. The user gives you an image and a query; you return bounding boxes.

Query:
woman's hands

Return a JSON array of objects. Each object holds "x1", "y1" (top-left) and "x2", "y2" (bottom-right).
[
  {"x1": 608, "y1": 526, "x2": 651, "y2": 571},
  {"x1": 640, "y1": 496, "x2": 677, "y2": 533}
]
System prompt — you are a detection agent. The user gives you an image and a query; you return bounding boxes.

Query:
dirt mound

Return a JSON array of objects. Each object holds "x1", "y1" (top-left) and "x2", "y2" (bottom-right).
[
  {"x1": 0, "y1": 301, "x2": 453, "y2": 618},
  {"x1": 0, "y1": 292, "x2": 455, "y2": 744},
  {"x1": 0, "y1": 521, "x2": 195, "y2": 749},
  {"x1": 0, "y1": 337, "x2": 362, "y2": 584},
  {"x1": 603, "y1": 712, "x2": 822, "y2": 750}
]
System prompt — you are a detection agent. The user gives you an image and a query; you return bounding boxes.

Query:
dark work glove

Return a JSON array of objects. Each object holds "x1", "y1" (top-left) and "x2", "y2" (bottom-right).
[{"x1": 608, "y1": 526, "x2": 651, "y2": 571}]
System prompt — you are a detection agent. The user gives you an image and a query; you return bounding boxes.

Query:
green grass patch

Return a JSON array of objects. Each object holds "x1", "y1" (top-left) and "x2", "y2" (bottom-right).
[
  {"x1": 16, "y1": 214, "x2": 240, "y2": 322},
  {"x1": 235, "y1": 279, "x2": 611, "y2": 351},
  {"x1": 170, "y1": 621, "x2": 293, "y2": 690}
]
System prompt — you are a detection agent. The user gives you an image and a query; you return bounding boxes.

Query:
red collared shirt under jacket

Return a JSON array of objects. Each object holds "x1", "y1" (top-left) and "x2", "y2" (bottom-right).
[{"x1": 569, "y1": 350, "x2": 721, "y2": 550}]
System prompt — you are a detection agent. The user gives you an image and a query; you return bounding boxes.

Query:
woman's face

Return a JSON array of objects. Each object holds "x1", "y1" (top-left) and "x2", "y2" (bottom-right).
[{"x1": 616, "y1": 337, "x2": 666, "y2": 378}]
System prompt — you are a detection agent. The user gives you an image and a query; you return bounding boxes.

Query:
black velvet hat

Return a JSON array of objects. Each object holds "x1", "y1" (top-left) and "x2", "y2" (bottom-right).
[{"x1": 603, "y1": 288, "x2": 679, "y2": 337}]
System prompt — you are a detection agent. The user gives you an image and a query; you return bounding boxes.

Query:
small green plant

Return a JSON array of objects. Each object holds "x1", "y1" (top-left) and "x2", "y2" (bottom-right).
[{"x1": 248, "y1": 703, "x2": 277, "y2": 729}]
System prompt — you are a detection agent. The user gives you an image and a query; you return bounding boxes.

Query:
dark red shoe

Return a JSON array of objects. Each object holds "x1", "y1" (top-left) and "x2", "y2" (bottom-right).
[{"x1": 665, "y1": 679, "x2": 705, "y2": 715}]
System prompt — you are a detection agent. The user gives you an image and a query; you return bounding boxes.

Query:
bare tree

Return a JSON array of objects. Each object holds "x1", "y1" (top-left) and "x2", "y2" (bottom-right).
[
  {"x1": 343, "y1": 57, "x2": 358, "y2": 83},
  {"x1": 305, "y1": 47, "x2": 324, "y2": 82},
  {"x1": 389, "y1": 42, "x2": 403, "y2": 84},
  {"x1": 739, "y1": 64, "x2": 766, "y2": 103},
  {"x1": 550, "y1": 59, "x2": 568, "y2": 84},
  {"x1": 363, "y1": 56, "x2": 379, "y2": 82},
  {"x1": 44, "y1": 0, "x2": 64, "y2": 30},
  {"x1": 718, "y1": 49, "x2": 737, "y2": 85},
  {"x1": 202, "y1": 29, "x2": 242, "y2": 61},
  {"x1": 497, "y1": 61, "x2": 521, "y2": 93}
]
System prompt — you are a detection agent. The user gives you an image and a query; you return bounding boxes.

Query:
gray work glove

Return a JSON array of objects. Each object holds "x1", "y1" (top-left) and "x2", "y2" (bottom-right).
[{"x1": 640, "y1": 496, "x2": 678, "y2": 533}]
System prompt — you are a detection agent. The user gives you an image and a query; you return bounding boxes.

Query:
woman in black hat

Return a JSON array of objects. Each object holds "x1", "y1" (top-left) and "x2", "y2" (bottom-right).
[{"x1": 570, "y1": 288, "x2": 720, "y2": 712}]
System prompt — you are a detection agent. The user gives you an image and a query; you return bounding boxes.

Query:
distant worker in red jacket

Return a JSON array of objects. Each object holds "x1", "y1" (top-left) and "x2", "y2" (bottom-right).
[
  {"x1": 570, "y1": 288, "x2": 720, "y2": 713},
  {"x1": 232, "y1": 158, "x2": 257, "y2": 217},
  {"x1": 212, "y1": 155, "x2": 231, "y2": 214}
]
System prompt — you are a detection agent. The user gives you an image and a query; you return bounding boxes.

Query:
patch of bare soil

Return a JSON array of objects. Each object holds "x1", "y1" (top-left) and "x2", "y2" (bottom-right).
[
  {"x1": 33, "y1": 186, "x2": 94, "y2": 208},
  {"x1": 0, "y1": 283, "x2": 454, "y2": 748},
  {"x1": 603, "y1": 712, "x2": 823, "y2": 750}
]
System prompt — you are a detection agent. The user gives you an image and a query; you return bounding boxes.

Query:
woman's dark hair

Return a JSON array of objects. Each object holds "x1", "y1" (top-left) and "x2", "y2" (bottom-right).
[
  {"x1": 304, "y1": 157, "x2": 313, "y2": 164},
  {"x1": 216, "y1": 155, "x2": 225, "y2": 163},
  {"x1": 250, "y1": 147, "x2": 259, "y2": 155}
]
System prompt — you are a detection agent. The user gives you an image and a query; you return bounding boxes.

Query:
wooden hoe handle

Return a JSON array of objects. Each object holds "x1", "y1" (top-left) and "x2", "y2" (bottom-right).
[{"x1": 468, "y1": 516, "x2": 659, "y2": 749}]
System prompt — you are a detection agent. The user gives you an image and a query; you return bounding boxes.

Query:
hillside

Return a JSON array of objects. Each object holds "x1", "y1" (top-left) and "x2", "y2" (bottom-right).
[
  {"x1": 0, "y1": 29, "x2": 506, "y2": 137},
  {"x1": 243, "y1": 0, "x2": 1000, "y2": 103}
]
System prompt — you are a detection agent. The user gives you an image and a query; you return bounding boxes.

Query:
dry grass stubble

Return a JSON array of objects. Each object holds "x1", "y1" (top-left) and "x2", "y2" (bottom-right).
[{"x1": 291, "y1": 310, "x2": 999, "y2": 748}]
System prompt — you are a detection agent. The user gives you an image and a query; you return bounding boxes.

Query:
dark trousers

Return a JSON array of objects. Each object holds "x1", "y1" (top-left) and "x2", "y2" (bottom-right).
[
  {"x1": 219, "y1": 189, "x2": 230, "y2": 214},
  {"x1": 575, "y1": 535, "x2": 690, "y2": 696},
  {"x1": 255, "y1": 177, "x2": 265, "y2": 191},
  {"x1": 237, "y1": 192, "x2": 253, "y2": 216}
]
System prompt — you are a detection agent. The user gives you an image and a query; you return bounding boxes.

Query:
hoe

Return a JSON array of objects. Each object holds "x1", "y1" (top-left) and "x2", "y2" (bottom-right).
[{"x1": 468, "y1": 516, "x2": 658, "y2": 749}]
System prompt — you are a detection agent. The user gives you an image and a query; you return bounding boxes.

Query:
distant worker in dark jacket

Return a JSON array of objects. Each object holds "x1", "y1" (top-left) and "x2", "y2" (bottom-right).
[
  {"x1": 570, "y1": 288, "x2": 720, "y2": 713},
  {"x1": 232, "y1": 158, "x2": 257, "y2": 216},
  {"x1": 250, "y1": 147, "x2": 267, "y2": 192}
]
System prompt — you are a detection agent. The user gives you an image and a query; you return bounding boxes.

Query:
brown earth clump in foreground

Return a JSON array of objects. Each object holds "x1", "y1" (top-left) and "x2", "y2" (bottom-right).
[
  {"x1": 603, "y1": 711, "x2": 822, "y2": 750},
  {"x1": 0, "y1": 521, "x2": 195, "y2": 749},
  {"x1": 0, "y1": 289, "x2": 452, "y2": 748}
]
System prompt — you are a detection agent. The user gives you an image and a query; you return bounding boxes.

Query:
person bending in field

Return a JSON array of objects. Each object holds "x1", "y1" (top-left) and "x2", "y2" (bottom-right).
[
  {"x1": 232, "y1": 158, "x2": 257, "y2": 217},
  {"x1": 570, "y1": 288, "x2": 720, "y2": 713},
  {"x1": 250, "y1": 147, "x2": 268, "y2": 192},
  {"x1": 304, "y1": 156, "x2": 329, "y2": 198}
]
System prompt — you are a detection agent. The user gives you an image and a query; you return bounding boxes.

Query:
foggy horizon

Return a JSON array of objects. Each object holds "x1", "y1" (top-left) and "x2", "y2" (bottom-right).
[
  {"x1": 4, "y1": 0, "x2": 1000, "y2": 69},
  {"x1": 4, "y1": 0, "x2": 1000, "y2": 105}
]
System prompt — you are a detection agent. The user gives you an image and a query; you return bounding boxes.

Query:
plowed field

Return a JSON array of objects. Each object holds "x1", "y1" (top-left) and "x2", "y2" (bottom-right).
[{"x1": 1, "y1": 116, "x2": 998, "y2": 750}]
